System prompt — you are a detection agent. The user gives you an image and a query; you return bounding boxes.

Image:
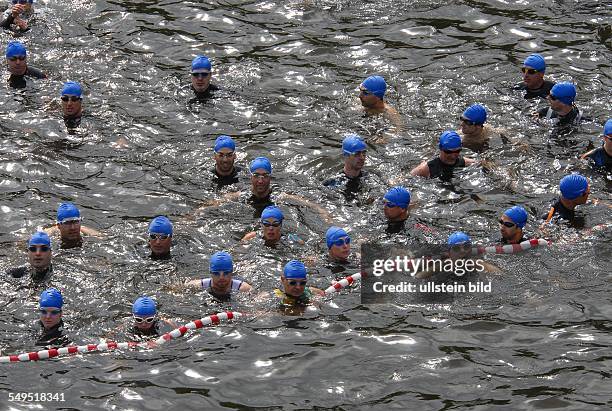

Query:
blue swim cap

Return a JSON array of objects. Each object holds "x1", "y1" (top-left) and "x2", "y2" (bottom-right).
[
  {"x1": 523, "y1": 53, "x2": 546, "y2": 73},
  {"x1": 61, "y1": 81, "x2": 82, "y2": 97},
  {"x1": 384, "y1": 186, "x2": 411, "y2": 209},
  {"x1": 342, "y1": 134, "x2": 367, "y2": 156},
  {"x1": 550, "y1": 82, "x2": 576, "y2": 105},
  {"x1": 191, "y1": 55, "x2": 211, "y2": 73},
  {"x1": 603, "y1": 119, "x2": 612, "y2": 136},
  {"x1": 559, "y1": 173, "x2": 588, "y2": 200},
  {"x1": 132, "y1": 296, "x2": 157, "y2": 317},
  {"x1": 261, "y1": 206, "x2": 284, "y2": 223},
  {"x1": 6, "y1": 41, "x2": 26, "y2": 58},
  {"x1": 40, "y1": 288, "x2": 63, "y2": 309},
  {"x1": 210, "y1": 251, "x2": 233, "y2": 273},
  {"x1": 462, "y1": 104, "x2": 487, "y2": 125},
  {"x1": 29, "y1": 231, "x2": 51, "y2": 247},
  {"x1": 439, "y1": 130, "x2": 462, "y2": 150},
  {"x1": 325, "y1": 226, "x2": 349, "y2": 249},
  {"x1": 448, "y1": 231, "x2": 471, "y2": 246},
  {"x1": 57, "y1": 202, "x2": 80, "y2": 223},
  {"x1": 214, "y1": 135, "x2": 235, "y2": 152},
  {"x1": 360, "y1": 75, "x2": 386, "y2": 99},
  {"x1": 283, "y1": 259, "x2": 307, "y2": 279},
  {"x1": 503, "y1": 206, "x2": 528, "y2": 229},
  {"x1": 250, "y1": 157, "x2": 272, "y2": 174},
  {"x1": 148, "y1": 216, "x2": 173, "y2": 235}
]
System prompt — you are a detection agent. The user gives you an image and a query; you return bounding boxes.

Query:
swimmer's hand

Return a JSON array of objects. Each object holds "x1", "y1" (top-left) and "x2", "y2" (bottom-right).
[
  {"x1": 241, "y1": 231, "x2": 257, "y2": 242},
  {"x1": 11, "y1": 4, "x2": 24, "y2": 16}
]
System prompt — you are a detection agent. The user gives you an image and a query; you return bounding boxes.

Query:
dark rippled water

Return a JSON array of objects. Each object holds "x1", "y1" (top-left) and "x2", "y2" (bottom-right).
[{"x1": 1, "y1": 0, "x2": 611, "y2": 409}]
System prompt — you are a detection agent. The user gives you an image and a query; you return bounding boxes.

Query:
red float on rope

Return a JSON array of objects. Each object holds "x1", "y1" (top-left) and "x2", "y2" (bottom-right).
[
  {"x1": 324, "y1": 273, "x2": 362, "y2": 295},
  {"x1": 471, "y1": 238, "x2": 551, "y2": 256}
]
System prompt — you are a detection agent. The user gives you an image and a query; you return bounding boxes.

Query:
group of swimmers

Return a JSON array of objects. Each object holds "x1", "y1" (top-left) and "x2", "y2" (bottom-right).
[{"x1": 3, "y1": 3, "x2": 610, "y2": 349}]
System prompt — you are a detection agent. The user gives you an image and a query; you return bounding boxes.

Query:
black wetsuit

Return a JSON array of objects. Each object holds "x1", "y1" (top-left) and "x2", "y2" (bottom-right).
[
  {"x1": 0, "y1": 9, "x2": 32, "y2": 33},
  {"x1": 514, "y1": 80, "x2": 555, "y2": 99},
  {"x1": 191, "y1": 83, "x2": 219, "y2": 101},
  {"x1": 386, "y1": 220, "x2": 406, "y2": 235},
  {"x1": 150, "y1": 251, "x2": 171, "y2": 261},
  {"x1": 323, "y1": 170, "x2": 369, "y2": 202},
  {"x1": 248, "y1": 191, "x2": 275, "y2": 218},
  {"x1": 8, "y1": 66, "x2": 46, "y2": 89},
  {"x1": 537, "y1": 106, "x2": 583, "y2": 135},
  {"x1": 211, "y1": 165, "x2": 242, "y2": 187},
  {"x1": 587, "y1": 147, "x2": 612, "y2": 171},
  {"x1": 132, "y1": 320, "x2": 160, "y2": 337},
  {"x1": 542, "y1": 199, "x2": 581, "y2": 226},
  {"x1": 6, "y1": 264, "x2": 53, "y2": 283},
  {"x1": 427, "y1": 156, "x2": 467, "y2": 180},
  {"x1": 63, "y1": 115, "x2": 82, "y2": 130},
  {"x1": 500, "y1": 235, "x2": 526, "y2": 245},
  {"x1": 36, "y1": 320, "x2": 69, "y2": 346}
]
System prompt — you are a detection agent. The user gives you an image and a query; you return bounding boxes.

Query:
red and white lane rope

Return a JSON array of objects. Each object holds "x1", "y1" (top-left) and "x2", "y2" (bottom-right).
[
  {"x1": 324, "y1": 273, "x2": 362, "y2": 295},
  {"x1": 0, "y1": 311, "x2": 241, "y2": 363},
  {"x1": 470, "y1": 238, "x2": 551, "y2": 256}
]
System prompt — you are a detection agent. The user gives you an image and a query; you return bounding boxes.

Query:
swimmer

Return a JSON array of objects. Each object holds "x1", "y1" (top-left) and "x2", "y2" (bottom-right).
[
  {"x1": 542, "y1": 173, "x2": 590, "y2": 226},
  {"x1": 211, "y1": 135, "x2": 242, "y2": 187},
  {"x1": 190, "y1": 55, "x2": 218, "y2": 99},
  {"x1": 410, "y1": 130, "x2": 476, "y2": 180},
  {"x1": 185, "y1": 251, "x2": 252, "y2": 301},
  {"x1": 1, "y1": 0, "x2": 34, "y2": 32},
  {"x1": 581, "y1": 119, "x2": 612, "y2": 172},
  {"x1": 358, "y1": 75, "x2": 402, "y2": 130},
  {"x1": 514, "y1": 53, "x2": 555, "y2": 100},
  {"x1": 131, "y1": 296, "x2": 159, "y2": 337},
  {"x1": 325, "y1": 226, "x2": 351, "y2": 263},
  {"x1": 535, "y1": 82, "x2": 583, "y2": 134},
  {"x1": 5, "y1": 41, "x2": 46, "y2": 89},
  {"x1": 44, "y1": 203, "x2": 102, "y2": 249},
  {"x1": 382, "y1": 186, "x2": 411, "y2": 234},
  {"x1": 241, "y1": 205, "x2": 304, "y2": 248},
  {"x1": 148, "y1": 216, "x2": 173, "y2": 260},
  {"x1": 60, "y1": 81, "x2": 84, "y2": 130},
  {"x1": 36, "y1": 288, "x2": 68, "y2": 346},
  {"x1": 274, "y1": 260, "x2": 324, "y2": 307},
  {"x1": 458, "y1": 104, "x2": 502, "y2": 152},
  {"x1": 499, "y1": 206, "x2": 528, "y2": 245},
  {"x1": 6, "y1": 231, "x2": 53, "y2": 282}
]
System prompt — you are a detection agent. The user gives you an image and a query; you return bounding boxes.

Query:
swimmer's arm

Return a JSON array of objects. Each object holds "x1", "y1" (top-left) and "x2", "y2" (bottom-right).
[
  {"x1": 464, "y1": 157, "x2": 477, "y2": 166},
  {"x1": 580, "y1": 148, "x2": 596, "y2": 160},
  {"x1": 184, "y1": 279, "x2": 202, "y2": 289},
  {"x1": 414, "y1": 269, "x2": 435, "y2": 279},
  {"x1": 239, "y1": 282, "x2": 253, "y2": 293},
  {"x1": 191, "y1": 191, "x2": 241, "y2": 216},
  {"x1": 310, "y1": 287, "x2": 325, "y2": 297},
  {"x1": 384, "y1": 106, "x2": 404, "y2": 132},
  {"x1": 43, "y1": 225, "x2": 60, "y2": 236},
  {"x1": 241, "y1": 231, "x2": 257, "y2": 242},
  {"x1": 481, "y1": 261, "x2": 502, "y2": 273},
  {"x1": 81, "y1": 225, "x2": 104, "y2": 237},
  {"x1": 279, "y1": 193, "x2": 333, "y2": 224},
  {"x1": 159, "y1": 317, "x2": 178, "y2": 329},
  {"x1": 410, "y1": 161, "x2": 430, "y2": 178}
]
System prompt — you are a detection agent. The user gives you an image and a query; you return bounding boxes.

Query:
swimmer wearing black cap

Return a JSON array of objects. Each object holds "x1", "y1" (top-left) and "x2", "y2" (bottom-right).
[
  {"x1": 184, "y1": 252, "x2": 252, "y2": 302},
  {"x1": 5, "y1": 41, "x2": 46, "y2": 89},
  {"x1": 581, "y1": 119, "x2": 612, "y2": 172},
  {"x1": 513, "y1": 53, "x2": 555, "y2": 100},
  {"x1": 410, "y1": 130, "x2": 475, "y2": 180},
  {"x1": 6, "y1": 231, "x2": 53, "y2": 283},
  {"x1": 542, "y1": 173, "x2": 589, "y2": 227},
  {"x1": 1, "y1": 0, "x2": 34, "y2": 32}
]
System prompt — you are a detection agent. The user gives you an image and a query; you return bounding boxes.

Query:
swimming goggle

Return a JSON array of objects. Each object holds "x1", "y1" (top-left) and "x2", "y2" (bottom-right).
[
  {"x1": 61, "y1": 96, "x2": 81, "y2": 102},
  {"x1": 191, "y1": 72, "x2": 210, "y2": 78},
  {"x1": 331, "y1": 237, "x2": 350, "y2": 247},
  {"x1": 251, "y1": 172, "x2": 270, "y2": 179},
  {"x1": 521, "y1": 67, "x2": 539, "y2": 75},
  {"x1": 211, "y1": 271, "x2": 231, "y2": 277},
  {"x1": 8, "y1": 56, "x2": 26, "y2": 61},
  {"x1": 59, "y1": 217, "x2": 81, "y2": 225},
  {"x1": 459, "y1": 117, "x2": 477, "y2": 126},
  {"x1": 499, "y1": 219, "x2": 516, "y2": 228},
  {"x1": 215, "y1": 151, "x2": 234, "y2": 158},
  {"x1": 39, "y1": 308, "x2": 61, "y2": 316},
  {"x1": 12, "y1": 0, "x2": 34, "y2": 4},
  {"x1": 287, "y1": 280, "x2": 307, "y2": 286},
  {"x1": 262, "y1": 220, "x2": 281, "y2": 227},
  {"x1": 149, "y1": 233, "x2": 171, "y2": 240},
  {"x1": 442, "y1": 148, "x2": 462, "y2": 154},
  {"x1": 133, "y1": 315, "x2": 155, "y2": 324},
  {"x1": 28, "y1": 245, "x2": 50, "y2": 252}
]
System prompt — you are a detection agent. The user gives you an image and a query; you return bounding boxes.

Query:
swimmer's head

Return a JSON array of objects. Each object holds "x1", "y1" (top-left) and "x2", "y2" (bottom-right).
[
  {"x1": 360, "y1": 75, "x2": 386, "y2": 99},
  {"x1": 249, "y1": 156, "x2": 272, "y2": 174},
  {"x1": 342, "y1": 134, "x2": 367, "y2": 156},
  {"x1": 448, "y1": 231, "x2": 471, "y2": 247},
  {"x1": 523, "y1": 53, "x2": 546, "y2": 73},
  {"x1": 560, "y1": 173, "x2": 589, "y2": 200},
  {"x1": 503, "y1": 206, "x2": 528, "y2": 229},
  {"x1": 191, "y1": 55, "x2": 211, "y2": 74},
  {"x1": 283, "y1": 259, "x2": 307, "y2": 279},
  {"x1": 148, "y1": 216, "x2": 173, "y2": 236},
  {"x1": 325, "y1": 226, "x2": 349, "y2": 249},
  {"x1": 5, "y1": 41, "x2": 26, "y2": 59},
  {"x1": 261, "y1": 205, "x2": 284, "y2": 224},
  {"x1": 383, "y1": 186, "x2": 411, "y2": 209},
  {"x1": 210, "y1": 251, "x2": 233, "y2": 274},
  {"x1": 39, "y1": 288, "x2": 63, "y2": 309},
  {"x1": 29, "y1": 231, "x2": 51, "y2": 248},
  {"x1": 603, "y1": 119, "x2": 612, "y2": 137},
  {"x1": 132, "y1": 296, "x2": 157, "y2": 317},
  {"x1": 461, "y1": 104, "x2": 487, "y2": 126},
  {"x1": 439, "y1": 130, "x2": 462, "y2": 151},
  {"x1": 57, "y1": 202, "x2": 81, "y2": 224},
  {"x1": 549, "y1": 82, "x2": 576, "y2": 106},
  {"x1": 61, "y1": 81, "x2": 82, "y2": 98},
  {"x1": 214, "y1": 135, "x2": 235, "y2": 153}
]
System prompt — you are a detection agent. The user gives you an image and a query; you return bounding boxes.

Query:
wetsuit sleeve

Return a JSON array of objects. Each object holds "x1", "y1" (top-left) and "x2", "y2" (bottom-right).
[
  {"x1": 0, "y1": 13, "x2": 14, "y2": 29},
  {"x1": 537, "y1": 107, "x2": 548, "y2": 118},
  {"x1": 6, "y1": 266, "x2": 28, "y2": 279},
  {"x1": 27, "y1": 66, "x2": 47, "y2": 79}
]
